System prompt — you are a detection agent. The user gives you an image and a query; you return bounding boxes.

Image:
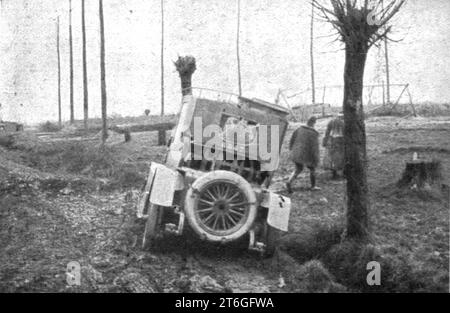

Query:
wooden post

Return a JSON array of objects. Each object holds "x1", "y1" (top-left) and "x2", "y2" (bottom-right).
[
  {"x1": 392, "y1": 83, "x2": 409, "y2": 110},
  {"x1": 406, "y1": 86, "x2": 417, "y2": 117},
  {"x1": 322, "y1": 86, "x2": 326, "y2": 104}
]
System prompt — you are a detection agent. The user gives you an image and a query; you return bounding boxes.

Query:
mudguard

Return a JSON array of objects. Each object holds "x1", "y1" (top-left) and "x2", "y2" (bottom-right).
[
  {"x1": 137, "y1": 162, "x2": 184, "y2": 218},
  {"x1": 260, "y1": 191, "x2": 291, "y2": 232}
]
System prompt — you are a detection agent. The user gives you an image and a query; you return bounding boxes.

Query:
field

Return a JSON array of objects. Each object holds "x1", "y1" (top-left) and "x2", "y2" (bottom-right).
[{"x1": 0, "y1": 115, "x2": 449, "y2": 293}]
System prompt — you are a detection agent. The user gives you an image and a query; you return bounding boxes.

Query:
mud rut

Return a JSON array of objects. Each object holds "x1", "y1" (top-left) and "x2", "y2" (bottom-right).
[{"x1": 0, "y1": 183, "x2": 290, "y2": 293}]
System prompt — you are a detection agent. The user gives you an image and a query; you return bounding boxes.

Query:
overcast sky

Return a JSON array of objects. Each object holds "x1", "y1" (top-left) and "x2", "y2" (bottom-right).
[{"x1": 1, "y1": 0, "x2": 449, "y2": 124}]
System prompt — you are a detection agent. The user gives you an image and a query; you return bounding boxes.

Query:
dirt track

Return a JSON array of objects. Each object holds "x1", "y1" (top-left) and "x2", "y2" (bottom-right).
[{"x1": 0, "y1": 116, "x2": 449, "y2": 292}]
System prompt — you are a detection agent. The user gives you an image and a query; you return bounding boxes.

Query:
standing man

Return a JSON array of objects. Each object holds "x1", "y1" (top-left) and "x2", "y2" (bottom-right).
[
  {"x1": 323, "y1": 113, "x2": 345, "y2": 179},
  {"x1": 286, "y1": 116, "x2": 321, "y2": 193}
]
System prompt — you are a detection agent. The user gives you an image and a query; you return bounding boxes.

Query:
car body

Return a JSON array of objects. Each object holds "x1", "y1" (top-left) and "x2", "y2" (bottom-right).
[{"x1": 137, "y1": 88, "x2": 291, "y2": 256}]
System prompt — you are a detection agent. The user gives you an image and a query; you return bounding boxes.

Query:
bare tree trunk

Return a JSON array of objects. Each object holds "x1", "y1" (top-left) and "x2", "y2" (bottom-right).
[
  {"x1": 82, "y1": 0, "x2": 89, "y2": 130},
  {"x1": 57, "y1": 16, "x2": 62, "y2": 128},
  {"x1": 160, "y1": 0, "x2": 165, "y2": 117},
  {"x1": 236, "y1": 0, "x2": 242, "y2": 97},
  {"x1": 310, "y1": 2, "x2": 316, "y2": 105},
  {"x1": 343, "y1": 42, "x2": 370, "y2": 240},
  {"x1": 99, "y1": 0, "x2": 107, "y2": 144},
  {"x1": 384, "y1": 36, "x2": 390, "y2": 104},
  {"x1": 69, "y1": 0, "x2": 74, "y2": 124},
  {"x1": 158, "y1": 0, "x2": 166, "y2": 146}
]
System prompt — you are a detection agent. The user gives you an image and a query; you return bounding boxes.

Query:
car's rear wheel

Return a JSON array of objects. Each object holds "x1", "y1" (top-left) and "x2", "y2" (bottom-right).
[{"x1": 184, "y1": 171, "x2": 257, "y2": 243}]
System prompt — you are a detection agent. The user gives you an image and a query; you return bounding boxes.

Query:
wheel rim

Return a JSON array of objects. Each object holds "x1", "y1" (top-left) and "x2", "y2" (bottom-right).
[{"x1": 195, "y1": 181, "x2": 250, "y2": 237}]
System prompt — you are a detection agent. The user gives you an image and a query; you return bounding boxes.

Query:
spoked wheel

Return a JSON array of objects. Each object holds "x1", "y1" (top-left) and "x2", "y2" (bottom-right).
[
  {"x1": 185, "y1": 171, "x2": 257, "y2": 243},
  {"x1": 196, "y1": 182, "x2": 250, "y2": 236}
]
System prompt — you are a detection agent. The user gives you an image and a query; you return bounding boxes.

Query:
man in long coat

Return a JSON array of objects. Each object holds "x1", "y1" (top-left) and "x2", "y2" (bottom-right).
[
  {"x1": 323, "y1": 113, "x2": 345, "y2": 179},
  {"x1": 286, "y1": 116, "x2": 321, "y2": 193}
]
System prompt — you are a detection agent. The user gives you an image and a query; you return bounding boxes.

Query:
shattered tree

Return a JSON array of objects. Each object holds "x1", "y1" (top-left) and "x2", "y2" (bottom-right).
[
  {"x1": 174, "y1": 56, "x2": 197, "y2": 97},
  {"x1": 313, "y1": 0, "x2": 406, "y2": 240}
]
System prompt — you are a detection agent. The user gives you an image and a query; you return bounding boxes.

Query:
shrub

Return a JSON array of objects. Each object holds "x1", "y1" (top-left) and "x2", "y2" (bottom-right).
[
  {"x1": 0, "y1": 135, "x2": 15, "y2": 148},
  {"x1": 39, "y1": 121, "x2": 62, "y2": 133}
]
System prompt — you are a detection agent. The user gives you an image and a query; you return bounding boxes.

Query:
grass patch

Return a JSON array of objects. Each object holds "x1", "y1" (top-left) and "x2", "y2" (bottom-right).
[
  {"x1": 13, "y1": 140, "x2": 145, "y2": 190},
  {"x1": 322, "y1": 240, "x2": 447, "y2": 292},
  {"x1": 280, "y1": 222, "x2": 448, "y2": 292},
  {"x1": 369, "y1": 102, "x2": 450, "y2": 117}
]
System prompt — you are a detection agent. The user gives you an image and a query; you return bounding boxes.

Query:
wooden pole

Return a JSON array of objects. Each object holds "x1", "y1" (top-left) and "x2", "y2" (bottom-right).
[
  {"x1": 236, "y1": 0, "x2": 242, "y2": 97},
  {"x1": 310, "y1": 2, "x2": 316, "y2": 105},
  {"x1": 57, "y1": 16, "x2": 62, "y2": 128},
  {"x1": 406, "y1": 86, "x2": 417, "y2": 117},
  {"x1": 322, "y1": 86, "x2": 326, "y2": 104},
  {"x1": 392, "y1": 83, "x2": 409, "y2": 109},
  {"x1": 82, "y1": 0, "x2": 89, "y2": 130},
  {"x1": 99, "y1": 0, "x2": 107, "y2": 144},
  {"x1": 160, "y1": 0, "x2": 164, "y2": 117},
  {"x1": 69, "y1": 0, "x2": 74, "y2": 124}
]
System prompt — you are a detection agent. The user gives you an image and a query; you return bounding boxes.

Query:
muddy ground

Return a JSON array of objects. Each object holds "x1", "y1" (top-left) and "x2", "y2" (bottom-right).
[{"x1": 0, "y1": 116, "x2": 449, "y2": 293}]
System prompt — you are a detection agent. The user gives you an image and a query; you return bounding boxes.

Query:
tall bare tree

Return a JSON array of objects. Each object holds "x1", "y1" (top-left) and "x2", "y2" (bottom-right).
[
  {"x1": 160, "y1": 0, "x2": 165, "y2": 117},
  {"x1": 313, "y1": 0, "x2": 406, "y2": 240},
  {"x1": 384, "y1": 34, "x2": 390, "y2": 104},
  {"x1": 82, "y1": 0, "x2": 89, "y2": 129},
  {"x1": 158, "y1": 0, "x2": 166, "y2": 146},
  {"x1": 236, "y1": 0, "x2": 242, "y2": 97},
  {"x1": 57, "y1": 16, "x2": 62, "y2": 128},
  {"x1": 99, "y1": 0, "x2": 107, "y2": 144},
  {"x1": 69, "y1": 0, "x2": 74, "y2": 124},
  {"x1": 310, "y1": 2, "x2": 316, "y2": 105}
]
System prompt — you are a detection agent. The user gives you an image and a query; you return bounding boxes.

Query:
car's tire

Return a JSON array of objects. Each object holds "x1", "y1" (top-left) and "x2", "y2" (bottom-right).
[{"x1": 184, "y1": 171, "x2": 257, "y2": 243}]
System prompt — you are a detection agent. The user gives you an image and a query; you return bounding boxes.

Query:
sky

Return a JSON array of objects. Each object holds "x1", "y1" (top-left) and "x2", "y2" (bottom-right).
[{"x1": 1, "y1": 0, "x2": 450, "y2": 125}]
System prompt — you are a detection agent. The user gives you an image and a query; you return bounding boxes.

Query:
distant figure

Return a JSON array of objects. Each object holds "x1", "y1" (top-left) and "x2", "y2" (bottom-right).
[
  {"x1": 323, "y1": 113, "x2": 345, "y2": 179},
  {"x1": 286, "y1": 116, "x2": 321, "y2": 193}
]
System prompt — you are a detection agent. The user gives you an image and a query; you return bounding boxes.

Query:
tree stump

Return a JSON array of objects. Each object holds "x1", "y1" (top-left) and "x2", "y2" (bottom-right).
[
  {"x1": 397, "y1": 159, "x2": 443, "y2": 190},
  {"x1": 158, "y1": 130, "x2": 166, "y2": 146}
]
